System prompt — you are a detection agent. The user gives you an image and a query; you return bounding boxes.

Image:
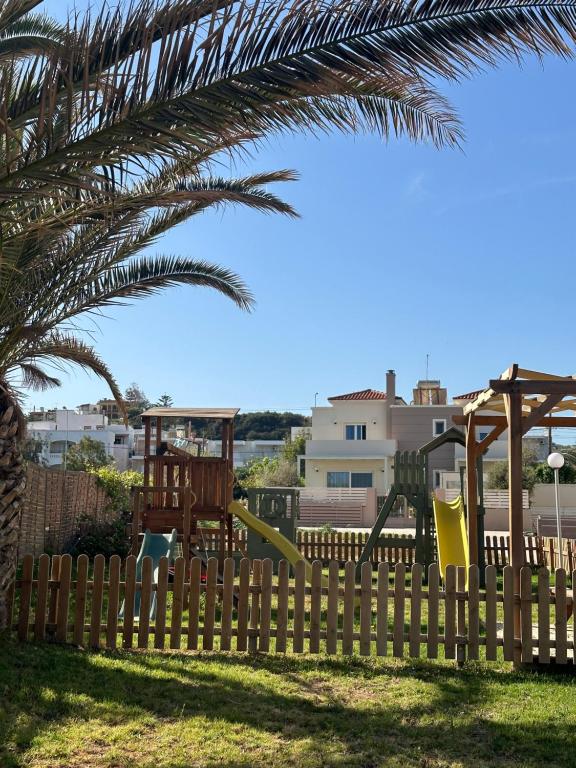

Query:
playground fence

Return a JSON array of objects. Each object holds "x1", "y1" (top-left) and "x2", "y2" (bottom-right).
[
  {"x1": 204, "y1": 529, "x2": 561, "y2": 570},
  {"x1": 10, "y1": 554, "x2": 575, "y2": 665}
]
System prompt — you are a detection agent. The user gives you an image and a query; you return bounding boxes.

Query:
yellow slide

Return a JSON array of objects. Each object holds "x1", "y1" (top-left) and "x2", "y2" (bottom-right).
[
  {"x1": 433, "y1": 495, "x2": 469, "y2": 583},
  {"x1": 229, "y1": 501, "x2": 327, "y2": 588}
]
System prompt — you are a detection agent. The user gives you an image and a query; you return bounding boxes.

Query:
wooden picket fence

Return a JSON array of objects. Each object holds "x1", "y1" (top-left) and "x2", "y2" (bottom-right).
[
  {"x1": 200, "y1": 528, "x2": 417, "y2": 565},
  {"x1": 10, "y1": 553, "x2": 575, "y2": 665},
  {"x1": 204, "y1": 528, "x2": 553, "y2": 569}
]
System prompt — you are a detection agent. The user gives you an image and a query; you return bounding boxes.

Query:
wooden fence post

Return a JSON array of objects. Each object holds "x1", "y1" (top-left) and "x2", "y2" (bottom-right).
[
  {"x1": 17, "y1": 555, "x2": 34, "y2": 641},
  {"x1": 55, "y1": 554, "x2": 72, "y2": 643},
  {"x1": 376, "y1": 562, "x2": 389, "y2": 657},
  {"x1": 106, "y1": 555, "x2": 121, "y2": 650},
  {"x1": 276, "y1": 559, "x2": 289, "y2": 653},
  {"x1": 393, "y1": 563, "x2": 405, "y2": 658},
  {"x1": 248, "y1": 559, "x2": 261, "y2": 653},
  {"x1": 359, "y1": 561, "x2": 372, "y2": 656},
  {"x1": 34, "y1": 554, "x2": 50, "y2": 642},
  {"x1": 309, "y1": 560, "x2": 322, "y2": 654},
  {"x1": 342, "y1": 561, "x2": 355, "y2": 655}
]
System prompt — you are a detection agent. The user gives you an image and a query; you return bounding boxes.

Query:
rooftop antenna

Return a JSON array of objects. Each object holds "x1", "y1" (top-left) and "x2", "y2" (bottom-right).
[{"x1": 425, "y1": 353, "x2": 430, "y2": 381}]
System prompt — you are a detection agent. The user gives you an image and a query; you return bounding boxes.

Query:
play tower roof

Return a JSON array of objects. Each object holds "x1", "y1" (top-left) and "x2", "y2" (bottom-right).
[{"x1": 141, "y1": 407, "x2": 239, "y2": 420}]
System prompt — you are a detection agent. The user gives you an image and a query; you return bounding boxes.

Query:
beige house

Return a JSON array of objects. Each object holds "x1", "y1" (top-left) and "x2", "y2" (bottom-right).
[
  {"x1": 304, "y1": 378, "x2": 403, "y2": 494},
  {"x1": 303, "y1": 371, "x2": 468, "y2": 494},
  {"x1": 302, "y1": 372, "x2": 514, "y2": 496}
]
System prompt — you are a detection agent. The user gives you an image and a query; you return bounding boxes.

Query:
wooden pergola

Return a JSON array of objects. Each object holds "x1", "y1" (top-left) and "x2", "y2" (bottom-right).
[{"x1": 454, "y1": 364, "x2": 576, "y2": 581}]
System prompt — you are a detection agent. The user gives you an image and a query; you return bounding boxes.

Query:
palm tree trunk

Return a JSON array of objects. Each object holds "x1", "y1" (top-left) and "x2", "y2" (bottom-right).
[{"x1": 0, "y1": 390, "x2": 26, "y2": 630}]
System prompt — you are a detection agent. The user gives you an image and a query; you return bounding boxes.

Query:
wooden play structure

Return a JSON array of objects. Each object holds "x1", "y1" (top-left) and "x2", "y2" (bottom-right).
[
  {"x1": 131, "y1": 407, "x2": 238, "y2": 569},
  {"x1": 454, "y1": 364, "x2": 576, "y2": 662},
  {"x1": 356, "y1": 429, "x2": 483, "y2": 577}
]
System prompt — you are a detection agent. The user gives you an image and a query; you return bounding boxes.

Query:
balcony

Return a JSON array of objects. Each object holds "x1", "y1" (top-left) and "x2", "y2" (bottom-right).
[{"x1": 305, "y1": 439, "x2": 397, "y2": 460}]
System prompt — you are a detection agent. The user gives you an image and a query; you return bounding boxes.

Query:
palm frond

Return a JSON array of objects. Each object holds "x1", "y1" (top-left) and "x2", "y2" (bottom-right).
[
  {"x1": 82, "y1": 256, "x2": 255, "y2": 312},
  {"x1": 18, "y1": 362, "x2": 60, "y2": 391},
  {"x1": 0, "y1": 12, "x2": 66, "y2": 59},
  {"x1": 13, "y1": 333, "x2": 126, "y2": 417}
]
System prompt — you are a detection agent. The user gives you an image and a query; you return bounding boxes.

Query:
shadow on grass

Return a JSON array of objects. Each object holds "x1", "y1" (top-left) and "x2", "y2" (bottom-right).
[{"x1": 1, "y1": 637, "x2": 576, "y2": 768}]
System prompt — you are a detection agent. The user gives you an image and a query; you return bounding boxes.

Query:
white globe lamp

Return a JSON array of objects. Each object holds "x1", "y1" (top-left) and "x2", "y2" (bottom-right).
[{"x1": 547, "y1": 452, "x2": 565, "y2": 470}]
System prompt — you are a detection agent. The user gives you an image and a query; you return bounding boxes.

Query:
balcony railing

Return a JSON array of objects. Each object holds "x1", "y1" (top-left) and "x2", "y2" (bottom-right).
[{"x1": 305, "y1": 439, "x2": 397, "y2": 459}]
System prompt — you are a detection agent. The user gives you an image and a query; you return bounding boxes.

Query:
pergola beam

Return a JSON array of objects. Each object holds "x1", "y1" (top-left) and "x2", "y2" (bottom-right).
[
  {"x1": 453, "y1": 415, "x2": 576, "y2": 427},
  {"x1": 520, "y1": 394, "x2": 564, "y2": 436},
  {"x1": 489, "y1": 380, "x2": 576, "y2": 395},
  {"x1": 476, "y1": 423, "x2": 507, "y2": 453}
]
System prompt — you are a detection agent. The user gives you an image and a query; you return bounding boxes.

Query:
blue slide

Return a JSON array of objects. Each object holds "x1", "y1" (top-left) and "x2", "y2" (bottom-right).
[{"x1": 120, "y1": 529, "x2": 178, "y2": 621}]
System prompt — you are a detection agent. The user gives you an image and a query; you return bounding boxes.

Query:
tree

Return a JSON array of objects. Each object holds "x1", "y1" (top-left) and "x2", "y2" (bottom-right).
[
  {"x1": 236, "y1": 435, "x2": 306, "y2": 492},
  {"x1": 0, "y1": 0, "x2": 575, "y2": 626},
  {"x1": 124, "y1": 383, "x2": 151, "y2": 427},
  {"x1": 65, "y1": 437, "x2": 113, "y2": 472},
  {"x1": 125, "y1": 384, "x2": 149, "y2": 407},
  {"x1": 20, "y1": 435, "x2": 48, "y2": 466},
  {"x1": 155, "y1": 394, "x2": 174, "y2": 408}
]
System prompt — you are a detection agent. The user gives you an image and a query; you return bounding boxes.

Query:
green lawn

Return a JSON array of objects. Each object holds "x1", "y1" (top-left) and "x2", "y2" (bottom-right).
[{"x1": 1, "y1": 637, "x2": 576, "y2": 768}]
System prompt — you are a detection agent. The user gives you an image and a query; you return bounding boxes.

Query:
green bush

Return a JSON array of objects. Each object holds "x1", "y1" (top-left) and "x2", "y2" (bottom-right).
[
  {"x1": 68, "y1": 518, "x2": 130, "y2": 559},
  {"x1": 486, "y1": 460, "x2": 538, "y2": 492},
  {"x1": 91, "y1": 466, "x2": 143, "y2": 517},
  {"x1": 532, "y1": 462, "x2": 576, "y2": 484},
  {"x1": 66, "y1": 436, "x2": 113, "y2": 471}
]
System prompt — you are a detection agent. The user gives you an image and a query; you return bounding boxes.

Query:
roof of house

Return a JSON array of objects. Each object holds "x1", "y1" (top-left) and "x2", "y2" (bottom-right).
[
  {"x1": 328, "y1": 388, "x2": 387, "y2": 401},
  {"x1": 328, "y1": 389, "x2": 406, "y2": 404},
  {"x1": 453, "y1": 389, "x2": 483, "y2": 401}
]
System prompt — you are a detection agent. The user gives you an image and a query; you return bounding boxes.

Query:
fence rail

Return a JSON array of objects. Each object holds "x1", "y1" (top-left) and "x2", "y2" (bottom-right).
[
  {"x1": 10, "y1": 554, "x2": 576, "y2": 665},
  {"x1": 202, "y1": 529, "x2": 574, "y2": 570}
]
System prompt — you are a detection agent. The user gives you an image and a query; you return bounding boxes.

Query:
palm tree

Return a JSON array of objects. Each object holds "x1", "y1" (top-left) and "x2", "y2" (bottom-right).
[
  {"x1": 0, "y1": 167, "x2": 298, "y2": 626},
  {"x1": 1, "y1": 0, "x2": 576, "y2": 625}
]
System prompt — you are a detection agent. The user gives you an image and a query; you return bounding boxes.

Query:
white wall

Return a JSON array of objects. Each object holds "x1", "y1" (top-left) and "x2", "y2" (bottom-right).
[{"x1": 311, "y1": 400, "x2": 388, "y2": 440}]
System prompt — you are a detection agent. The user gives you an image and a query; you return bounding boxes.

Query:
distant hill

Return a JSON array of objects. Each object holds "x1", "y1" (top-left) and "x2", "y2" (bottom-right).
[{"x1": 187, "y1": 411, "x2": 309, "y2": 441}]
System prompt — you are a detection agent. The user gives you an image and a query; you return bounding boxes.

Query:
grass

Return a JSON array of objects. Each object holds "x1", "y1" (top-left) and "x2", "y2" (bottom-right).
[{"x1": 1, "y1": 636, "x2": 576, "y2": 768}]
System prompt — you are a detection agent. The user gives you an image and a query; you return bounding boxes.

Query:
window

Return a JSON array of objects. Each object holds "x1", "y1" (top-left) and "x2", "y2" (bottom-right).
[
  {"x1": 351, "y1": 472, "x2": 373, "y2": 488},
  {"x1": 327, "y1": 471, "x2": 373, "y2": 488},
  {"x1": 83, "y1": 426, "x2": 92, "y2": 430},
  {"x1": 327, "y1": 471, "x2": 350, "y2": 488},
  {"x1": 433, "y1": 419, "x2": 446, "y2": 436},
  {"x1": 345, "y1": 424, "x2": 366, "y2": 440},
  {"x1": 433, "y1": 470, "x2": 441, "y2": 488},
  {"x1": 478, "y1": 431, "x2": 488, "y2": 441}
]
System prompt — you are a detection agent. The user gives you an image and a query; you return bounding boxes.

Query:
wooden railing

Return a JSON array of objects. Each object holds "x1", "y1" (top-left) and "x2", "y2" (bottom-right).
[
  {"x1": 201, "y1": 529, "x2": 560, "y2": 569},
  {"x1": 11, "y1": 554, "x2": 575, "y2": 664},
  {"x1": 146, "y1": 455, "x2": 228, "y2": 513}
]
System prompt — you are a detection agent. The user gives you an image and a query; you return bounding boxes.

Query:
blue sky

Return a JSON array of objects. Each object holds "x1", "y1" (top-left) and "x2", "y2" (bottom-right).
[{"x1": 31, "y1": 2, "x2": 576, "y2": 415}]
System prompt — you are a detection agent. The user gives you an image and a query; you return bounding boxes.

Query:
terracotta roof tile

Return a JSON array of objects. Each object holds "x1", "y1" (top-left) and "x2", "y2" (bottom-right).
[
  {"x1": 329, "y1": 389, "x2": 387, "y2": 401},
  {"x1": 453, "y1": 389, "x2": 483, "y2": 401}
]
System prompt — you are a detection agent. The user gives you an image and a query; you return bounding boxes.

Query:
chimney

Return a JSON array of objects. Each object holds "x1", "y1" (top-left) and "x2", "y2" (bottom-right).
[
  {"x1": 386, "y1": 369, "x2": 396, "y2": 403},
  {"x1": 386, "y1": 369, "x2": 395, "y2": 436}
]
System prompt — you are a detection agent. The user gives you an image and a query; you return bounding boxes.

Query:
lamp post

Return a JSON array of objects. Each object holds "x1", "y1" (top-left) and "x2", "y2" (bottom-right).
[{"x1": 547, "y1": 452, "x2": 565, "y2": 566}]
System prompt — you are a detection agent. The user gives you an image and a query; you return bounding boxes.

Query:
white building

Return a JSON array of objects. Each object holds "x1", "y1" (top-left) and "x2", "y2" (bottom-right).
[{"x1": 28, "y1": 408, "x2": 133, "y2": 471}]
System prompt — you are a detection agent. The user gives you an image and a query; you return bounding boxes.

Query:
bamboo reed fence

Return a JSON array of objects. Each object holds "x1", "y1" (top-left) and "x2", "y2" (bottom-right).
[{"x1": 10, "y1": 554, "x2": 575, "y2": 665}]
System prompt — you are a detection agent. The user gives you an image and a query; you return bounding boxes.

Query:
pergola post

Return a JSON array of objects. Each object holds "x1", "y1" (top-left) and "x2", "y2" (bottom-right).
[
  {"x1": 143, "y1": 416, "x2": 151, "y2": 487},
  {"x1": 505, "y1": 387, "x2": 524, "y2": 664},
  {"x1": 465, "y1": 414, "x2": 479, "y2": 565}
]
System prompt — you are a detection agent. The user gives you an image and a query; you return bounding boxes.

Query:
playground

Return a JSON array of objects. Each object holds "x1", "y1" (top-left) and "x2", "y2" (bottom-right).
[
  {"x1": 6, "y1": 366, "x2": 576, "y2": 667},
  {"x1": 5, "y1": 365, "x2": 576, "y2": 767}
]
